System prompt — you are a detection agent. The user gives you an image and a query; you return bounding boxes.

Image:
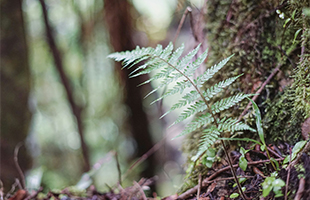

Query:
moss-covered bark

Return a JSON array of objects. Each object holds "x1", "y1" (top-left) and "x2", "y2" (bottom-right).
[{"x1": 181, "y1": 0, "x2": 310, "y2": 194}]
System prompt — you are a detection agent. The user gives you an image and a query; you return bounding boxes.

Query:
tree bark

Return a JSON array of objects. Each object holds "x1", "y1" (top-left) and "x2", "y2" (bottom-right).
[
  {"x1": 0, "y1": 0, "x2": 32, "y2": 191},
  {"x1": 103, "y1": 0, "x2": 156, "y2": 179}
]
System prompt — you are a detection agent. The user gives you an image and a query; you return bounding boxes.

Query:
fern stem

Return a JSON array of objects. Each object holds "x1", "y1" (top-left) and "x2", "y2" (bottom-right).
[
  {"x1": 220, "y1": 140, "x2": 248, "y2": 200},
  {"x1": 154, "y1": 56, "x2": 213, "y2": 111},
  {"x1": 156, "y1": 55, "x2": 248, "y2": 200}
]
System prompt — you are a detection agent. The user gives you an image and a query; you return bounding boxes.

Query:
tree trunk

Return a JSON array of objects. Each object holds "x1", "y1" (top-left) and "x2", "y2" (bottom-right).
[
  {"x1": 103, "y1": 0, "x2": 156, "y2": 179},
  {"x1": 0, "y1": 0, "x2": 32, "y2": 191}
]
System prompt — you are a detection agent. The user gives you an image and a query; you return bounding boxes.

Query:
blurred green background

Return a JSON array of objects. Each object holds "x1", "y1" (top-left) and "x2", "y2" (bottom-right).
[{"x1": 1, "y1": 0, "x2": 206, "y2": 197}]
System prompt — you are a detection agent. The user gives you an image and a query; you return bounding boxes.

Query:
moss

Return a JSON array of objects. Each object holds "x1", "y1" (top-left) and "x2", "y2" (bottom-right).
[{"x1": 180, "y1": 0, "x2": 310, "y2": 192}]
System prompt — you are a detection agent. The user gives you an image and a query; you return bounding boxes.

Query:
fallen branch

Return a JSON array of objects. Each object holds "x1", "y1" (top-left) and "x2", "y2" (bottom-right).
[{"x1": 294, "y1": 178, "x2": 305, "y2": 200}]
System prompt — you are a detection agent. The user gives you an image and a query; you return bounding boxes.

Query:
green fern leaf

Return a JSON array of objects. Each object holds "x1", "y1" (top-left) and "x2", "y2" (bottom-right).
[
  {"x1": 161, "y1": 90, "x2": 201, "y2": 118},
  {"x1": 177, "y1": 44, "x2": 201, "y2": 70},
  {"x1": 203, "y1": 75, "x2": 242, "y2": 101},
  {"x1": 172, "y1": 100, "x2": 208, "y2": 126},
  {"x1": 194, "y1": 55, "x2": 234, "y2": 87},
  {"x1": 168, "y1": 44, "x2": 185, "y2": 65},
  {"x1": 211, "y1": 94, "x2": 253, "y2": 114},
  {"x1": 108, "y1": 43, "x2": 254, "y2": 161},
  {"x1": 151, "y1": 79, "x2": 192, "y2": 104},
  {"x1": 159, "y1": 42, "x2": 174, "y2": 60},
  {"x1": 183, "y1": 48, "x2": 208, "y2": 76},
  {"x1": 217, "y1": 118, "x2": 256, "y2": 132},
  {"x1": 130, "y1": 59, "x2": 165, "y2": 78},
  {"x1": 174, "y1": 113, "x2": 214, "y2": 139},
  {"x1": 198, "y1": 128, "x2": 221, "y2": 153}
]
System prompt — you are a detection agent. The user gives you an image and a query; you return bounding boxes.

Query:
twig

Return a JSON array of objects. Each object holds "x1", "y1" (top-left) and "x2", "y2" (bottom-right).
[
  {"x1": 133, "y1": 181, "x2": 147, "y2": 200},
  {"x1": 238, "y1": 63, "x2": 282, "y2": 121},
  {"x1": 197, "y1": 173, "x2": 202, "y2": 199},
  {"x1": 5, "y1": 179, "x2": 22, "y2": 200},
  {"x1": 177, "y1": 158, "x2": 284, "y2": 199},
  {"x1": 267, "y1": 146, "x2": 284, "y2": 158},
  {"x1": 285, "y1": 148, "x2": 292, "y2": 200},
  {"x1": 220, "y1": 140, "x2": 249, "y2": 200},
  {"x1": 24, "y1": 187, "x2": 43, "y2": 200},
  {"x1": 276, "y1": 45, "x2": 295, "y2": 68},
  {"x1": 294, "y1": 178, "x2": 305, "y2": 200},
  {"x1": 76, "y1": 151, "x2": 114, "y2": 188},
  {"x1": 39, "y1": 0, "x2": 90, "y2": 171},
  {"x1": 114, "y1": 152, "x2": 122, "y2": 186},
  {"x1": 173, "y1": 6, "x2": 192, "y2": 45},
  {"x1": 121, "y1": 135, "x2": 168, "y2": 182},
  {"x1": 205, "y1": 176, "x2": 254, "y2": 184},
  {"x1": 14, "y1": 143, "x2": 26, "y2": 189}
]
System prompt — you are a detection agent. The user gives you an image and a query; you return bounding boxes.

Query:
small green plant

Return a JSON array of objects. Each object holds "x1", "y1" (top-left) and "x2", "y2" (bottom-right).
[
  {"x1": 201, "y1": 148, "x2": 216, "y2": 168},
  {"x1": 230, "y1": 178, "x2": 247, "y2": 199},
  {"x1": 108, "y1": 42, "x2": 255, "y2": 199},
  {"x1": 239, "y1": 147, "x2": 250, "y2": 172},
  {"x1": 222, "y1": 99, "x2": 278, "y2": 170},
  {"x1": 261, "y1": 172, "x2": 285, "y2": 198},
  {"x1": 283, "y1": 140, "x2": 307, "y2": 165}
]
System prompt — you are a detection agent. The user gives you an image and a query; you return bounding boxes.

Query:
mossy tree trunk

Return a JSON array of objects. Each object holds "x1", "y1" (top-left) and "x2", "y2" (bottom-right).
[
  {"x1": 203, "y1": 0, "x2": 309, "y2": 144},
  {"x1": 0, "y1": 0, "x2": 32, "y2": 191},
  {"x1": 181, "y1": 0, "x2": 309, "y2": 196}
]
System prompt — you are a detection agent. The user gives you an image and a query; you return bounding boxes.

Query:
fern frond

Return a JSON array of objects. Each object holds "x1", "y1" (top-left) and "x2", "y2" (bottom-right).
[
  {"x1": 194, "y1": 55, "x2": 234, "y2": 87},
  {"x1": 151, "y1": 79, "x2": 192, "y2": 104},
  {"x1": 108, "y1": 46, "x2": 149, "y2": 66},
  {"x1": 168, "y1": 44, "x2": 185, "y2": 65},
  {"x1": 175, "y1": 113, "x2": 214, "y2": 138},
  {"x1": 183, "y1": 49, "x2": 209, "y2": 76},
  {"x1": 217, "y1": 118, "x2": 256, "y2": 132},
  {"x1": 130, "y1": 59, "x2": 165, "y2": 78},
  {"x1": 109, "y1": 43, "x2": 254, "y2": 163},
  {"x1": 203, "y1": 75, "x2": 242, "y2": 101},
  {"x1": 172, "y1": 100, "x2": 207, "y2": 125},
  {"x1": 198, "y1": 128, "x2": 221, "y2": 153},
  {"x1": 152, "y1": 69, "x2": 238, "y2": 105},
  {"x1": 211, "y1": 94, "x2": 253, "y2": 114},
  {"x1": 161, "y1": 90, "x2": 200, "y2": 117},
  {"x1": 177, "y1": 44, "x2": 201, "y2": 70},
  {"x1": 159, "y1": 42, "x2": 174, "y2": 60},
  {"x1": 109, "y1": 43, "x2": 255, "y2": 200}
]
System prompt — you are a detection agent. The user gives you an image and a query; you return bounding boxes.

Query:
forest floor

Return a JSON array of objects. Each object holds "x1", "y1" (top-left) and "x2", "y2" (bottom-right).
[{"x1": 6, "y1": 141, "x2": 310, "y2": 200}]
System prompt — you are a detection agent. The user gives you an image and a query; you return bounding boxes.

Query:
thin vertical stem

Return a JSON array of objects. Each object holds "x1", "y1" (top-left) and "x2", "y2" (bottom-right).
[{"x1": 39, "y1": 0, "x2": 90, "y2": 171}]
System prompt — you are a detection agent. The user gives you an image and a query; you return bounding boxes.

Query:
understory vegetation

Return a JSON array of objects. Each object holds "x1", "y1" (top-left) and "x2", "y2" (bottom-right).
[
  {"x1": 109, "y1": 37, "x2": 309, "y2": 199},
  {"x1": 3, "y1": 0, "x2": 310, "y2": 200}
]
